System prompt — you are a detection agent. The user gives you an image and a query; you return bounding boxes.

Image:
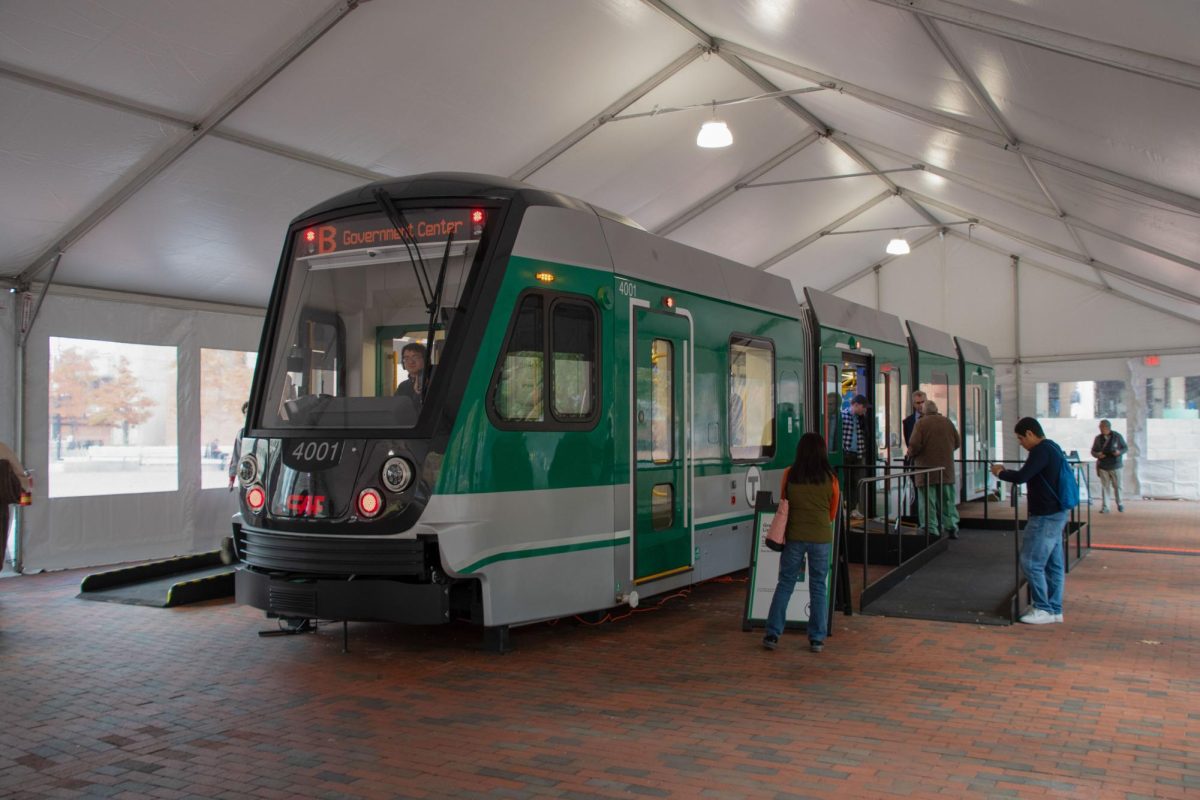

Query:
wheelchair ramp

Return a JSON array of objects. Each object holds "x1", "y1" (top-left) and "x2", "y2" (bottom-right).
[
  {"x1": 861, "y1": 528, "x2": 1023, "y2": 626},
  {"x1": 78, "y1": 552, "x2": 236, "y2": 608}
]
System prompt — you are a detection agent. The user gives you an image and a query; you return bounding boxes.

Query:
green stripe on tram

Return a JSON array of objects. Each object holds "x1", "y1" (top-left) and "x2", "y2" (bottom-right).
[
  {"x1": 461, "y1": 535, "x2": 631, "y2": 574},
  {"x1": 459, "y1": 513, "x2": 753, "y2": 574}
]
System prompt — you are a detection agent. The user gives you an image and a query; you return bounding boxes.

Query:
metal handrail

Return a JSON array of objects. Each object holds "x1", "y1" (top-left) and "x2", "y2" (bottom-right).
[{"x1": 848, "y1": 466, "x2": 945, "y2": 595}]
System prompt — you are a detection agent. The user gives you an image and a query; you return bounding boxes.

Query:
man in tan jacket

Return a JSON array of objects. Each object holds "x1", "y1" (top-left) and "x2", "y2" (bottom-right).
[{"x1": 906, "y1": 400, "x2": 961, "y2": 538}]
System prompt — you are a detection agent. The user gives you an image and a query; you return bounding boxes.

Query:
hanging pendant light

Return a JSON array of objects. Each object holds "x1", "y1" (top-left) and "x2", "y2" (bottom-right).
[
  {"x1": 885, "y1": 237, "x2": 911, "y2": 255},
  {"x1": 696, "y1": 101, "x2": 733, "y2": 148}
]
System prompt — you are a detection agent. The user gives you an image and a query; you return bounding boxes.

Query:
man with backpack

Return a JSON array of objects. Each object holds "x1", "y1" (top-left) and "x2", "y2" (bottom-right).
[{"x1": 991, "y1": 417, "x2": 1078, "y2": 625}]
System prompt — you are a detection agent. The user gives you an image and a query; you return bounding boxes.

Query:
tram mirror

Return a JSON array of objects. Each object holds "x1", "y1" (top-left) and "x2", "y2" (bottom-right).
[
  {"x1": 286, "y1": 348, "x2": 305, "y2": 373},
  {"x1": 286, "y1": 393, "x2": 333, "y2": 420}
]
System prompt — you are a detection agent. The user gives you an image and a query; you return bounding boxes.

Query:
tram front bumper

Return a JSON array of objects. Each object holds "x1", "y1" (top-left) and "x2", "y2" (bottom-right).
[{"x1": 235, "y1": 567, "x2": 451, "y2": 624}]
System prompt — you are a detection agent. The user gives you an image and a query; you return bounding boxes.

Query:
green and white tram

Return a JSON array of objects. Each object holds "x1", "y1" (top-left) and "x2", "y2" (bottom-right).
[{"x1": 233, "y1": 173, "x2": 805, "y2": 647}]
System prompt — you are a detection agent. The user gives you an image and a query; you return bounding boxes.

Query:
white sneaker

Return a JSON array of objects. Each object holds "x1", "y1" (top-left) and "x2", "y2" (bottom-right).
[
  {"x1": 849, "y1": 510, "x2": 864, "y2": 520},
  {"x1": 1019, "y1": 608, "x2": 1059, "y2": 625},
  {"x1": 1053, "y1": 613, "x2": 1064, "y2": 623}
]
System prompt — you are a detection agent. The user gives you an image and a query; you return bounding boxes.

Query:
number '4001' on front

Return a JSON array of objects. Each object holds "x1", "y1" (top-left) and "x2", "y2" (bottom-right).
[{"x1": 283, "y1": 440, "x2": 344, "y2": 471}]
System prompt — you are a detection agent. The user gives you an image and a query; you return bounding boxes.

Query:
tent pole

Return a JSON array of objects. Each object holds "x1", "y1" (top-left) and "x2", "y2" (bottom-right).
[{"x1": 1012, "y1": 255, "x2": 1021, "y2": 422}]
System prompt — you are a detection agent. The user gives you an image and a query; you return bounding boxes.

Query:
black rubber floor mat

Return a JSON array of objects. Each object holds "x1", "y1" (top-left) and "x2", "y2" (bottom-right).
[
  {"x1": 861, "y1": 528, "x2": 1023, "y2": 625},
  {"x1": 77, "y1": 565, "x2": 234, "y2": 607}
]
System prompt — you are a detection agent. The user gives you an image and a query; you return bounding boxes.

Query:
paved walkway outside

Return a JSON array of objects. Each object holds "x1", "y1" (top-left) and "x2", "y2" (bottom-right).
[{"x1": 0, "y1": 500, "x2": 1196, "y2": 799}]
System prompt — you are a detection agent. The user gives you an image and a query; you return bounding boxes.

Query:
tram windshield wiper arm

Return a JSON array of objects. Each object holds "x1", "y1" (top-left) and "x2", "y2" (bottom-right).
[
  {"x1": 372, "y1": 188, "x2": 433, "y2": 309},
  {"x1": 423, "y1": 231, "x2": 455, "y2": 387}
]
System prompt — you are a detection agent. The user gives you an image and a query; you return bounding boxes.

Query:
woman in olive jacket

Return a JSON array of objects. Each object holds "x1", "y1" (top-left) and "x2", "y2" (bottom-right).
[{"x1": 762, "y1": 433, "x2": 840, "y2": 654}]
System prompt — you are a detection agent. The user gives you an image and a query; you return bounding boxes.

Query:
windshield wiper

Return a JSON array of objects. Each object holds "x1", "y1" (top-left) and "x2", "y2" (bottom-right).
[
  {"x1": 423, "y1": 231, "x2": 455, "y2": 387},
  {"x1": 372, "y1": 188, "x2": 433, "y2": 309}
]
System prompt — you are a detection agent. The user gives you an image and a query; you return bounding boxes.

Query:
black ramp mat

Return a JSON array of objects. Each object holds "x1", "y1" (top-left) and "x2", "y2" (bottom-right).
[
  {"x1": 77, "y1": 565, "x2": 234, "y2": 607},
  {"x1": 862, "y1": 529, "x2": 1023, "y2": 625}
]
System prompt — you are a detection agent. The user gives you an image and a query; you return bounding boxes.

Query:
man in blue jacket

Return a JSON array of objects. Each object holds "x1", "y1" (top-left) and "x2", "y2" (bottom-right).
[{"x1": 991, "y1": 417, "x2": 1071, "y2": 625}]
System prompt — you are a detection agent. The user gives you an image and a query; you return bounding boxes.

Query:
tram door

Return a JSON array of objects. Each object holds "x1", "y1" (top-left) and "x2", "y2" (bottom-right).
[
  {"x1": 824, "y1": 354, "x2": 874, "y2": 515},
  {"x1": 963, "y1": 380, "x2": 990, "y2": 498},
  {"x1": 632, "y1": 307, "x2": 691, "y2": 584}
]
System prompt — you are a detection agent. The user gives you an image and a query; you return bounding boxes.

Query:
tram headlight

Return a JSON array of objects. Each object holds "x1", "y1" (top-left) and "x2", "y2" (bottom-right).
[
  {"x1": 236, "y1": 454, "x2": 259, "y2": 487},
  {"x1": 381, "y1": 457, "x2": 414, "y2": 493},
  {"x1": 357, "y1": 488, "x2": 383, "y2": 518}
]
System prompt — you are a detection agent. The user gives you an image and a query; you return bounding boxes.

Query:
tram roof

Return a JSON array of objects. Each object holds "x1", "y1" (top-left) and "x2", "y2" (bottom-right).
[{"x1": 294, "y1": 172, "x2": 645, "y2": 232}]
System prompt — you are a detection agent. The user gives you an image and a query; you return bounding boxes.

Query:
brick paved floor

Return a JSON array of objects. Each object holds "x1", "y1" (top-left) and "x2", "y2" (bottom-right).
[{"x1": 1, "y1": 502, "x2": 1196, "y2": 799}]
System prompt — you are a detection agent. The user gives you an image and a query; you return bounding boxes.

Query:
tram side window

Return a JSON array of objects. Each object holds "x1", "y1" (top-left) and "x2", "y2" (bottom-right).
[
  {"x1": 729, "y1": 336, "x2": 775, "y2": 461},
  {"x1": 551, "y1": 301, "x2": 596, "y2": 419},
  {"x1": 496, "y1": 295, "x2": 545, "y2": 423},
  {"x1": 493, "y1": 292, "x2": 600, "y2": 428}
]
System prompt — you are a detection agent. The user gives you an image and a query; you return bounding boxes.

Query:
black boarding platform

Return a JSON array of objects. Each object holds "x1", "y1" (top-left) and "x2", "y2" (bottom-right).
[
  {"x1": 78, "y1": 551, "x2": 235, "y2": 608},
  {"x1": 856, "y1": 510, "x2": 1090, "y2": 625},
  {"x1": 860, "y1": 525, "x2": 1025, "y2": 625}
]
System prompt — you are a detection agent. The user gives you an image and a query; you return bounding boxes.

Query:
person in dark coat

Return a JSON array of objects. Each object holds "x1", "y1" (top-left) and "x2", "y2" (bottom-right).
[
  {"x1": 906, "y1": 400, "x2": 960, "y2": 537},
  {"x1": 902, "y1": 390, "x2": 926, "y2": 449},
  {"x1": 992, "y1": 417, "x2": 1072, "y2": 625},
  {"x1": 1090, "y1": 419, "x2": 1127, "y2": 513}
]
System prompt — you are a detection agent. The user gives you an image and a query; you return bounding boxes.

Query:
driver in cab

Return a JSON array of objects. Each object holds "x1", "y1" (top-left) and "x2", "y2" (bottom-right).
[{"x1": 395, "y1": 342, "x2": 427, "y2": 407}]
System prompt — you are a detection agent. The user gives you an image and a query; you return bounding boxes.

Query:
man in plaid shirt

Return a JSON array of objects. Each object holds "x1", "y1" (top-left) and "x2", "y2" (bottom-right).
[{"x1": 841, "y1": 394, "x2": 869, "y2": 518}]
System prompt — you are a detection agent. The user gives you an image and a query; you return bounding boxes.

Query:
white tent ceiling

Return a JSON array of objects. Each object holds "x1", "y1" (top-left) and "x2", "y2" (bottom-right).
[{"x1": 2, "y1": 0, "x2": 1199, "y2": 353}]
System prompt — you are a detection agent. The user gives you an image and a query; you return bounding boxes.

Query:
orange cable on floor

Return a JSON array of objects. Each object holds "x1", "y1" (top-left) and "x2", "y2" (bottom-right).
[{"x1": 1091, "y1": 543, "x2": 1200, "y2": 555}]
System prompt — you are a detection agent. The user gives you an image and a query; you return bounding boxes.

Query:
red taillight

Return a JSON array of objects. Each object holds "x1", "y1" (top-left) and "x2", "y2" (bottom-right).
[
  {"x1": 357, "y1": 488, "x2": 382, "y2": 518},
  {"x1": 245, "y1": 485, "x2": 266, "y2": 511}
]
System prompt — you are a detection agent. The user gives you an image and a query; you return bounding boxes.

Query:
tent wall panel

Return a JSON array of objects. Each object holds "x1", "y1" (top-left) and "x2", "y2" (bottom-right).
[{"x1": 20, "y1": 291, "x2": 263, "y2": 571}]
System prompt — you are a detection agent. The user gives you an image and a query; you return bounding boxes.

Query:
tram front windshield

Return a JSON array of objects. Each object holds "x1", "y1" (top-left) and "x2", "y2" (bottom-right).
[{"x1": 259, "y1": 206, "x2": 490, "y2": 430}]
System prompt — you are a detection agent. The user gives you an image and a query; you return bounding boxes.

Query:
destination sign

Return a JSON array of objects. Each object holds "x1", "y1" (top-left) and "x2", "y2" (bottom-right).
[{"x1": 299, "y1": 209, "x2": 484, "y2": 256}]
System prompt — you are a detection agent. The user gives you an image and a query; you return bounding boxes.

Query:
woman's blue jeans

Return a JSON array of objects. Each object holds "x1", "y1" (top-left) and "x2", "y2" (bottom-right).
[
  {"x1": 765, "y1": 540, "x2": 832, "y2": 642},
  {"x1": 1021, "y1": 510, "x2": 1068, "y2": 615}
]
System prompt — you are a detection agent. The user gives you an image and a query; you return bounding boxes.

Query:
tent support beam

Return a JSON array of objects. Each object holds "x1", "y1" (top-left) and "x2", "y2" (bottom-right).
[
  {"x1": 947, "y1": 231, "x2": 1200, "y2": 329},
  {"x1": 915, "y1": 16, "x2": 1113, "y2": 289},
  {"x1": 643, "y1": 1, "x2": 945, "y2": 228},
  {"x1": 716, "y1": 38, "x2": 1200, "y2": 216},
  {"x1": 902, "y1": 189, "x2": 1200, "y2": 305},
  {"x1": 833, "y1": 133, "x2": 1200, "y2": 276},
  {"x1": 14, "y1": 0, "x2": 365, "y2": 286},
  {"x1": 1013, "y1": 256, "x2": 1021, "y2": 417},
  {"x1": 654, "y1": 133, "x2": 820, "y2": 236},
  {"x1": 509, "y1": 44, "x2": 706, "y2": 181},
  {"x1": 864, "y1": 0, "x2": 1200, "y2": 92},
  {"x1": 822, "y1": 228, "x2": 943, "y2": 294},
  {"x1": 755, "y1": 190, "x2": 894, "y2": 271},
  {"x1": 0, "y1": 62, "x2": 191, "y2": 128},
  {"x1": 996, "y1": 346, "x2": 1200, "y2": 365},
  {"x1": 715, "y1": 50, "x2": 942, "y2": 227},
  {"x1": 0, "y1": 61, "x2": 393, "y2": 184}
]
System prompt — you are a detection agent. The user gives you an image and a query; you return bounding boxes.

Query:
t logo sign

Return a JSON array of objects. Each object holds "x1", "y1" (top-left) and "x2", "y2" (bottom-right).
[{"x1": 287, "y1": 494, "x2": 326, "y2": 517}]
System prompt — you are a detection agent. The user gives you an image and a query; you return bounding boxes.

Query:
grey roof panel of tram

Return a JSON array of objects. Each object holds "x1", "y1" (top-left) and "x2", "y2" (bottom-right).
[
  {"x1": 906, "y1": 320, "x2": 958, "y2": 359},
  {"x1": 803, "y1": 287, "x2": 907, "y2": 347},
  {"x1": 955, "y1": 336, "x2": 994, "y2": 367},
  {"x1": 292, "y1": 172, "x2": 613, "y2": 226},
  {"x1": 600, "y1": 217, "x2": 801, "y2": 319}
]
